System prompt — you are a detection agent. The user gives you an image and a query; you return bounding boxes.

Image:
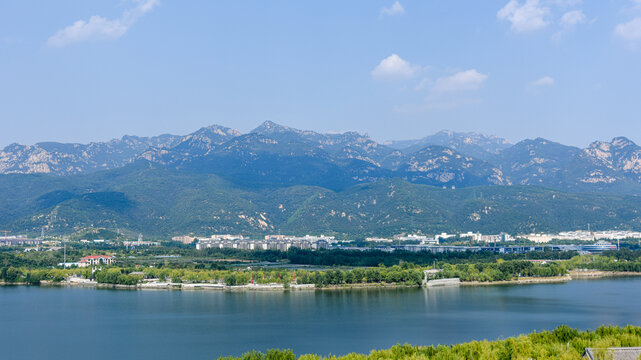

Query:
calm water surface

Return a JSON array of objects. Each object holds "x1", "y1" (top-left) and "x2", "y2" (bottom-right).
[{"x1": 1, "y1": 277, "x2": 641, "y2": 360}]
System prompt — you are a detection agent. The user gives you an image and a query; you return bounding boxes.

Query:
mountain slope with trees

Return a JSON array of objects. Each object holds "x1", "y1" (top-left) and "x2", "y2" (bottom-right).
[{"x1": 2, "y1": 163, "x2": 641, "y2": 237}]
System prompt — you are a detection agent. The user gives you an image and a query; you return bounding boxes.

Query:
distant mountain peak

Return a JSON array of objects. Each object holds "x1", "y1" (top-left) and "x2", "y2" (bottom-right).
[
  {"x1": 586, "y1": 137, "x2": 637, "y2": 152},
  {"x1": 251, "y1": 120, "x2": 298, "y2": 135},
  {"x1": 523, "y1": 137, "x2": 553, "y2": 145},
  {"x1": 386, "y1": 130, "x2": 512, "y2": 160},
  {"x1": 611, "y1": 136, "x2": 636, "y2": 148},
  {"x1": 193, "y1": 124, "x2": 242, "y2": 137},
  {"x1": 432, "y1": 130, "x2": 510, "y2": 142},
  {"x1": 164, "y1": 124, "x2": 241, "y2": 157}
]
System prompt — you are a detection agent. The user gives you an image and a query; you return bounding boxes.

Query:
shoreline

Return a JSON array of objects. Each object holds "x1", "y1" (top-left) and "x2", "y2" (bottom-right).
[
  {"x1": 460, "y1": 275, "x2": 572, "y2": 286},
  {"x1": 569, "y1": 270, "x2": 641, "y2": 278},
  {"x1": 3, "y1": 271, "x2": 641, "y2": 292}
]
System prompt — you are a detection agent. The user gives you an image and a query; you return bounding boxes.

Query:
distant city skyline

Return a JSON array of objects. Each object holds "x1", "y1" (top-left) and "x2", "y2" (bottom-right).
[{"x1": 2, "y1": 1, "x2": 641, "y2": 148}]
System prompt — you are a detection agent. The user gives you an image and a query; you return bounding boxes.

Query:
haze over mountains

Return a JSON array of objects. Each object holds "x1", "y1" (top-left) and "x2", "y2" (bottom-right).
[{"x1": 2, "y1": 121, "x2": 641, "y2": 194}]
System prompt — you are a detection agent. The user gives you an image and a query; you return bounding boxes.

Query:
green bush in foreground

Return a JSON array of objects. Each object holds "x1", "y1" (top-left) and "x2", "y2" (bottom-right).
[{"x1": 217, "y1": 325, "x2": 641, "y2": 360}]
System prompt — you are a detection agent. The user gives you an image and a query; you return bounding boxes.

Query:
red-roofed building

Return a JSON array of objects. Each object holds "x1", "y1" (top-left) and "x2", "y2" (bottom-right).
[{"x1": 78, "y1": 255, "x2": 114, "y2": 267}]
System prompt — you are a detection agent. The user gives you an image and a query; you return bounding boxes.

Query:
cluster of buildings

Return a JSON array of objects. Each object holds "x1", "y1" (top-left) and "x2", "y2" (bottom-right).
[
  {"x1": 123, "y1": 240, "x2": 160, "y2": 247},
  {"x1": 79, "y1": 239, "x2": 110, "y2": 244},
  {"x1": 365, "y1": 232, "x2": 514, "y2": 245},
  {"x1": 4, "y1": 226, "x2": 641, "y2": 254},
  {"x1": 367, "y1": 233, "x2": 445, "y2": 244},
  {"x1": 367, "y1": 240, "x2": 619, "y2": 254},
  {"x1": 194, "y1": 234, "x2": 334, "y2": 251},
  {"x1": 459, "y1": 232, "x2": 515, "y2": 243},
  {"x1": 519, "y1": 230, "x2": 641, "y2": 243},
  {"x1": 365, "y1": 230, "x2": 641, "y2": 246},
  {"x1": 0, "y1": 236, "x2": 42, "y2": 246},
  {"x1": 123, "y1": 235, "x2": 159, "y2": 247}
]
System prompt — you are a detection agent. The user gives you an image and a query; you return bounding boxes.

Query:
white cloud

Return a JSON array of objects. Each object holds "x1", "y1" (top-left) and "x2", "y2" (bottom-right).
[
  {"x1": 371, "y1": 54, "x2": 418, "y2": 81},
  {"x1": 497, "y1": 0, "x2": 550, "y2": 32},
  {"x1": 615, "y1": 17, "x2": 641, "y2": 41},
  {"x1": 432, "y1": 70, "x2": 489, "y2": 94},
  {"x1": 46, "y1": 0, "x2": 158, "y2": 47},
  {"x1": 560, "y1": 10, "x2": 585, "y2": 27},
  {"x1": 380, "y1": 1, "x2": 405, "y2": 17},
  {"x1": 552, "y1": 9, "x2": 586, "y2": 40},
  {"x1": 393, "y1": 69, "x2": 488, "y2": 112},
  {"x1": 531, "y1": 76, "x2": 555, "y2": 87}
]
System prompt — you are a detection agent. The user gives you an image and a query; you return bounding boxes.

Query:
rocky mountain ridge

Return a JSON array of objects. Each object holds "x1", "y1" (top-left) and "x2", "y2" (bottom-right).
[
  {"x1": 2, "y1": 121, "x2": 641, "y2": 194},
  {"x1": 386, "y1": 130, "x2": 513, "y2": 161},
  {"x1": 0, "y1": 134, "x2": 181, "y2": 175}
]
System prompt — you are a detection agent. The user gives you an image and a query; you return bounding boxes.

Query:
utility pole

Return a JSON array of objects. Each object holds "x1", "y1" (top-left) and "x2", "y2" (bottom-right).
[
  {"x1": 0, "y1": 230, "x2": 10, "y2": 238},
  {"x1": 63, "y1": 237, "x2": 67, "y2": 267}
]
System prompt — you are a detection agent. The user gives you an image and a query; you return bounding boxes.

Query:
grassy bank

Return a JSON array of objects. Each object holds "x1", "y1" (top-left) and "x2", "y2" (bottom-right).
[{"x1": 218, "y1": 325, "x2": 641, "y2": 360}]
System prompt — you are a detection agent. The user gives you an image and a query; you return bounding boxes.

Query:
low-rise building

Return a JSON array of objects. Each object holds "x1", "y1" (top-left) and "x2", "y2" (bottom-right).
[
  {"x1": 459, "y1": 232, "x2": 483, "y2": 241},
  {"x1": 365, "y1": 237, "x2": 394, "y2": 243},
  {"x1": 520, "y1": 233, "x2": 555, "y2": 243},
  {"x1": 172, "y1": 235, "x2": 196, "y2": 244},
  {"x1": 0, "y1": 237, "x2": 42, "y2": 246},
  {"x1": 123, "y1": 240, "x2": 160, "y2": 247},
  {"x1": 196, "y1": 238, "x2": 329, "y2": 251},
  {"x1": 435, "y1": 233, "x2": 456, "y2": 240},
  {"x1": 78, "y1": 255, "x2": 114, "y2": 267},
  {"x1": 394, "y1": 234, "x2": 429, "y2": 242}
]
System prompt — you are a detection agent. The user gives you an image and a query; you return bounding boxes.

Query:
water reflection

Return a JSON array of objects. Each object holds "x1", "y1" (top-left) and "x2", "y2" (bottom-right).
[{"x1": 0, "y1": 278, "x2": 640, "y2": 360}]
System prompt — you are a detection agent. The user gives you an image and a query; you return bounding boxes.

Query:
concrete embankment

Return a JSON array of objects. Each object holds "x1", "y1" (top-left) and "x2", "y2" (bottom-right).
[
  {"x1": 460, "y1": 275, "x2": 572, "y2": 286},
  {"x1": 570, "y1": 270, "x2": 641, "y2": 279},
  {"x1": 318, "y1": 283, "x2": 418, "y2": 290},
  {"x1": 47, "y1": 280, "x2": 309, "y2": 291},
  {"x1": 14, "y1": 272, "x2": 641, "y2": 291},
  {"x1": 425, "y1": 278, "x2": 461, "y2": 287}
]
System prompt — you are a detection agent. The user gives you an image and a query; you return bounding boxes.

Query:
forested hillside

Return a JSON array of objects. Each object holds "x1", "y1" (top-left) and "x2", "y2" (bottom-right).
[{"x1": 2, "y1": 161, "x2": 641, "y2": 237}]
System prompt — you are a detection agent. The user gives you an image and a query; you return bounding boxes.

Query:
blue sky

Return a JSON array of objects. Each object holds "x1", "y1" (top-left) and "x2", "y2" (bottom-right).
[{"x1": 1, "y1": 0, "x2": 641, "y2": 148}]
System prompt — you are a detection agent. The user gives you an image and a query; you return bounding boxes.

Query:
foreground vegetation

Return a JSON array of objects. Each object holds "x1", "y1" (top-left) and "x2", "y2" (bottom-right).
[{"x1": 218, "y1": 325, "x2": 641, "y2": 360}]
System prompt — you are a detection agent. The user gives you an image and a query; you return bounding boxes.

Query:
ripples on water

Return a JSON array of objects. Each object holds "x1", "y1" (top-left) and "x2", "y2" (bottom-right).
[{"x1": 1, "y1": 277, "x2": 640, "y2": 360}]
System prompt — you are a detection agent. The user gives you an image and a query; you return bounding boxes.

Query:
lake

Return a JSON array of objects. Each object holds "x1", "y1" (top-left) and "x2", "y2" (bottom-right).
[{"x1": 1, "y1": 277, "x2": 640, "y2": 360}]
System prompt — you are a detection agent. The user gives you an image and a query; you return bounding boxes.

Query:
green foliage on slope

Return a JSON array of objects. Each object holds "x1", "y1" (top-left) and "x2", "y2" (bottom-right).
[
  {"x1": 218, "y1": 325, "x2": 641, "y2": 360},
  {"x1": 1, "y1": 163, "x2": 641, "y2": 237}
]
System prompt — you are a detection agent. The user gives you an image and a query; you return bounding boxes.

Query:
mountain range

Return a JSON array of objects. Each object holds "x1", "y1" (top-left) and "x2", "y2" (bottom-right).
[
  {"x1": 2, "y1": 121, "x2": 641, "y2": 237},
  {"x1": 3, "y1": 121, "x2": 641, "y2": 194}
]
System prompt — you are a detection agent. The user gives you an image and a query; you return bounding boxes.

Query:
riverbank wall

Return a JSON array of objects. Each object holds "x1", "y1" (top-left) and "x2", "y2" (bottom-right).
[
  {"x1": 569, "y1": 270, "x2": 641, "y2": 279},
  {"x1": 6, "y1": 271, "x2": 641, "y2": 292},
  {"x1": 460, "y1": 275, "x2": 572, "y2": 286}
]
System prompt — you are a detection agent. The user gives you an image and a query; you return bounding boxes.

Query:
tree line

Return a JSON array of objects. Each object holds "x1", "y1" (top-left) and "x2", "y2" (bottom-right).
[{"x1": 436, "y1": 260, "x2": 567, "y2": 282}]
